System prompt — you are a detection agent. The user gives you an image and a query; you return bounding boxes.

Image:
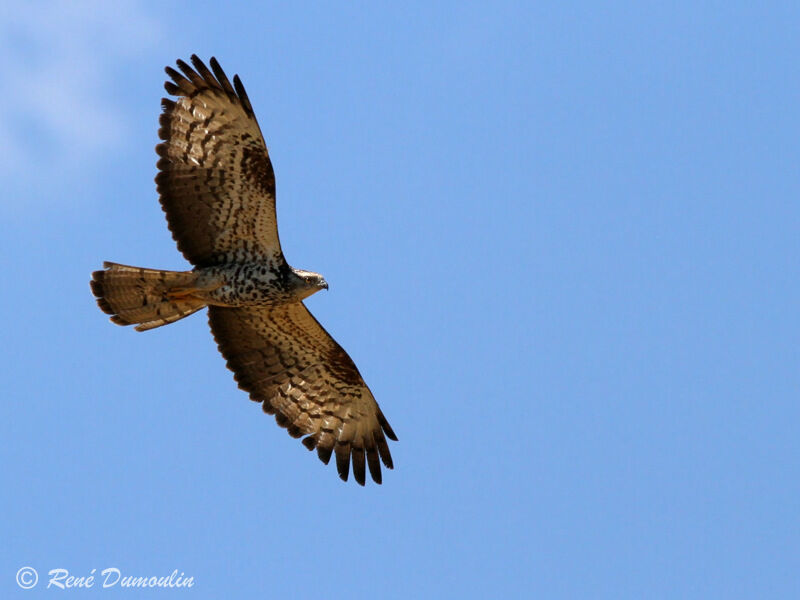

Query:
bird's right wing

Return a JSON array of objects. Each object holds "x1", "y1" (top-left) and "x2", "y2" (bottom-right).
[{"x1": 156, "y1": 55, "x2": 282, "y2": 267}]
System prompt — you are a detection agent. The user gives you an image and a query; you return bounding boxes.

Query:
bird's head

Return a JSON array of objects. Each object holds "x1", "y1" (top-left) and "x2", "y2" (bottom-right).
[{"x1": 292, "y1": 268, "x2": 329, "y2": 300}]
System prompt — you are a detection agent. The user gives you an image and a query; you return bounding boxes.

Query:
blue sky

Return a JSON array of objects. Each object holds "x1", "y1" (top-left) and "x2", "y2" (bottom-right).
[{"x1": 2, "y1": 1, "x2": 798, "y2": 598}]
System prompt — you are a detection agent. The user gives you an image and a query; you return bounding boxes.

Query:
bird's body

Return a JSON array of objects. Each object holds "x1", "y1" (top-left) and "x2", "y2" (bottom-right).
[
  {"x1": 90, "y1": 55, "x2": 396, "y2": 485},
  {"x1": 198, "y1": 260, "x2": 324, "y2": 307}
]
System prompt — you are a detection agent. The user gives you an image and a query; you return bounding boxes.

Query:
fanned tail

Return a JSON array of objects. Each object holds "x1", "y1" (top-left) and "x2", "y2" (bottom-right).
[{"x1": 90, "y1": 262, "x2": 207, "y2": 331}]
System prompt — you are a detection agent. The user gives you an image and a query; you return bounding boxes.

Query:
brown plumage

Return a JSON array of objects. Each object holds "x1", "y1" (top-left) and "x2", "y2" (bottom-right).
[
  {"x1": 91, "y1": 55, "x2": 396, "y2": 485},
  {"x1": 91, "y1": 262, "x2": 207, "y2": 331},
  {"x1": 209, "y1": 304, "x2": 396, "y2": 485}
]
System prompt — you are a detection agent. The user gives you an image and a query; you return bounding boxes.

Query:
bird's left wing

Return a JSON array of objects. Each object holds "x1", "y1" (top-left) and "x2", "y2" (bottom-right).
[{"x1": 208, "y1": 304, "x2": 397, "y2": 485}]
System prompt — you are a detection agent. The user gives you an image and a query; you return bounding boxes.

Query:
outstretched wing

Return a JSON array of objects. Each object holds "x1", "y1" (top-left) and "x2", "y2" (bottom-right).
[
  {"x1": 156, "y1": 55, "x2": 281, "y2": 267},
  {"x1": 208, "y1": 304, "x2": 397, "y2": 485}
]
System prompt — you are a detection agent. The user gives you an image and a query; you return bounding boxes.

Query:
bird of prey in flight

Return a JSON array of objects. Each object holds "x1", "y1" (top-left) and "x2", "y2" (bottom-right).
[{"x1": 91, "y1": 55, "x2": 396, "y2": 485}]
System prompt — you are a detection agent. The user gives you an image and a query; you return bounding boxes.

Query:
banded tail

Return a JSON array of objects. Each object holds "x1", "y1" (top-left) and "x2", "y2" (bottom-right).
[{"x1": 90, "y1": 262, "x2": 207, "y2": 331}]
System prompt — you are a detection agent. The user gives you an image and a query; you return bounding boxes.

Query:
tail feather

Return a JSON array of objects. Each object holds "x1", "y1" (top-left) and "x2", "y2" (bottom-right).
[{"x1": 91, "y1": 262, "x2": 207, "y2": 331}]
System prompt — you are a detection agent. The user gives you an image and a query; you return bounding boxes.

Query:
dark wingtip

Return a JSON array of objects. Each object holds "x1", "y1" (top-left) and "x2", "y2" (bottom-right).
[
  {"x1": 232, "y1": 74, "x2": 253, "y2": 114},
  {"x1": 351, "y1": 446, "x2": 366, "y2": 486},
  {"x1": 367, "y1": 453, "x2": 382, "y2": 484},
  {"x1": 335, "y1": 444, "x2": 350, "y2": 482},
  {"x1": 374, "y1": 428, "x2": 394, "y2": 470},
  {"x1": 208, "y1": 57, "x2": 236, "y2": 99},
  {"x1": 164, "y1": 66, "x2": 180, "y2": 81},
  {"x1": 378, "y1": 408, "x2": 398, "y2": 441},
  {"x1": 317, "y1": 444, "x2": 333, "y2": 465},
  {"x1": 164, "y1": 81, "x2": 180, "y2": 96}
]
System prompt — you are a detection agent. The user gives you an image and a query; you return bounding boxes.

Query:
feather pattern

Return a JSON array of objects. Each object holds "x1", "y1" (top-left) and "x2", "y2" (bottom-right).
[
  {"x1": 208, "y1": 303, "x2": 397, "y2": 485},
  {"x1": 91, "y1": 56, "x2": 397, "y2": 486},
  {"x1": 156, "y1": 55, "x2": 281, "y2": 267}
]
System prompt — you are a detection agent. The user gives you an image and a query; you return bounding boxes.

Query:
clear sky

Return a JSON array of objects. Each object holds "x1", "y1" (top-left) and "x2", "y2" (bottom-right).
[{"x1": 2, "y1": 1, "x2": 798, "y2": 598}]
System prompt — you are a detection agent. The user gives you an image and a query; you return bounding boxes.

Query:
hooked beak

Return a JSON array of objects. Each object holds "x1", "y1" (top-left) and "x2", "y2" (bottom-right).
[{"x1": 321, "y1": 279, "x2": 329, "y2": 291}]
